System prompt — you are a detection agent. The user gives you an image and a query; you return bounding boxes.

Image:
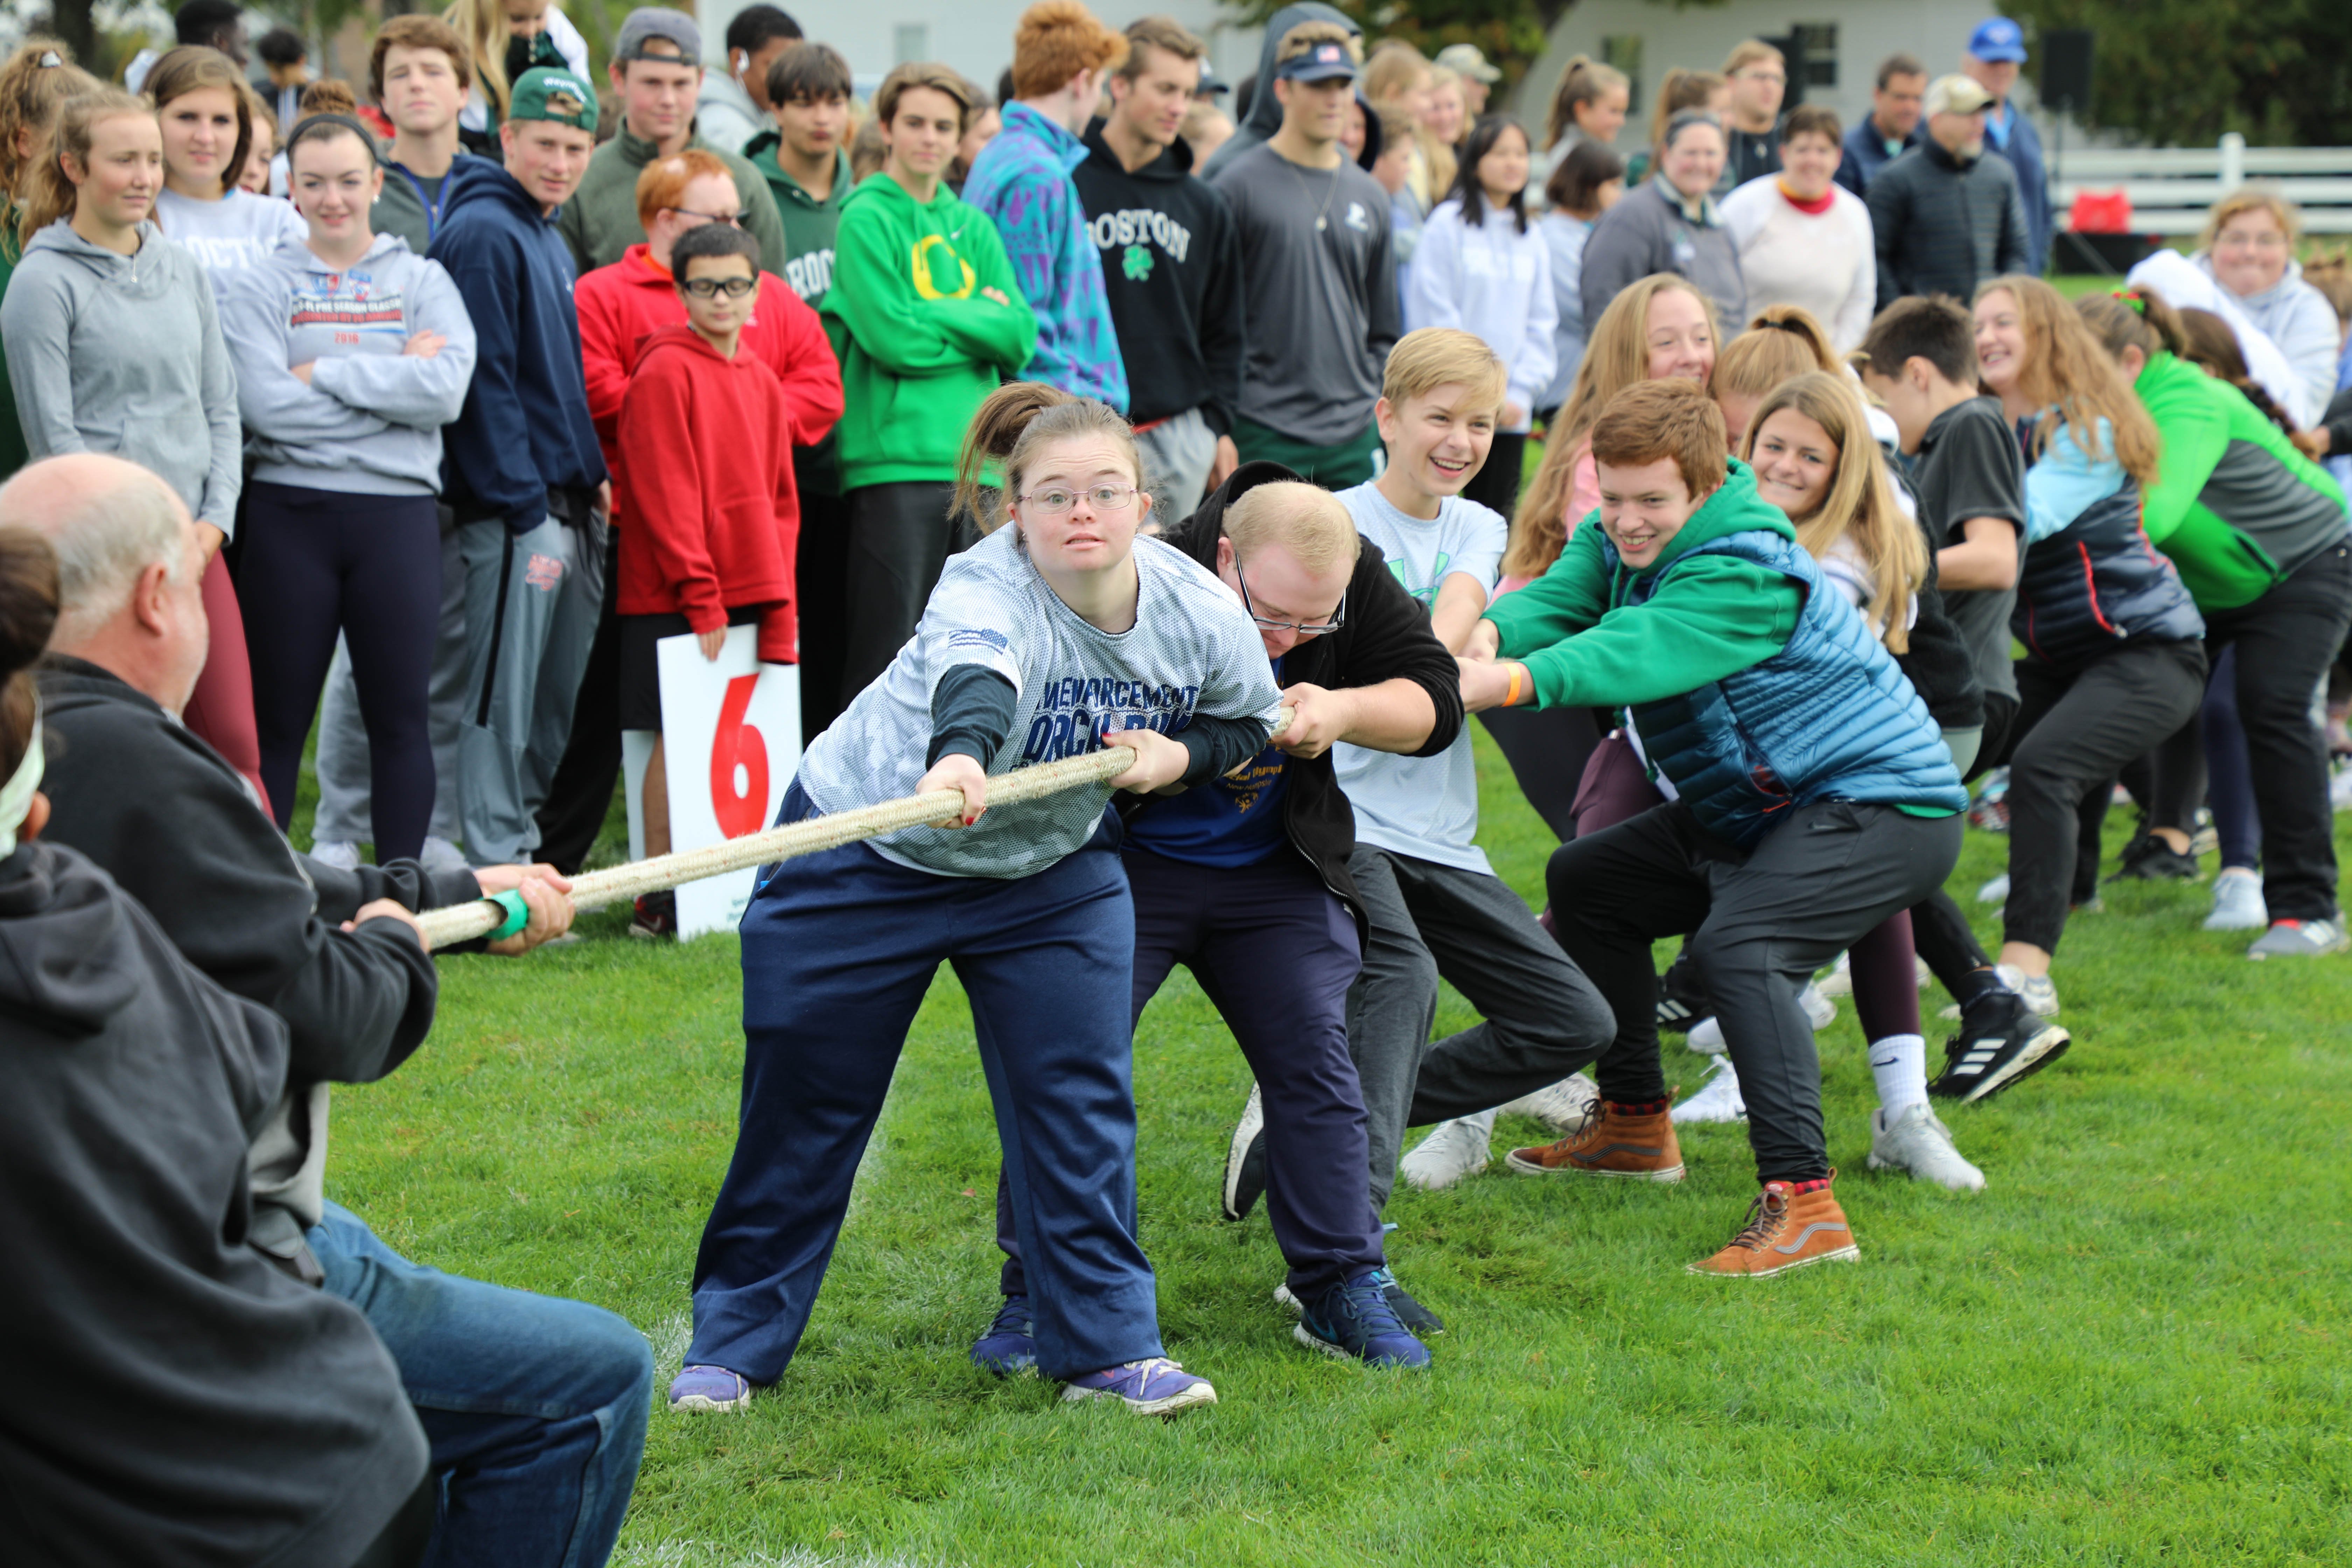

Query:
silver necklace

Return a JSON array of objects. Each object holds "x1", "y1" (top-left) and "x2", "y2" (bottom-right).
[{"x1": 1282, "y1": 150, "x2": 1340, "y2": 231}]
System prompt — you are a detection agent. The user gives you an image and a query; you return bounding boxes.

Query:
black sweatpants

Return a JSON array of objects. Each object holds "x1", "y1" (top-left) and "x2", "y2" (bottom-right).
[
  {"x1": 2005, "y1": 638, "x2": 2206, "y2": 953},
  {"x1": 237, "y1": 481, "x2": 441, "y2": 862},
  {"x1": 795, "y1": 485, "x2": 853, "y2": 743},
  {"x1": 1460, "y1": 431, "x2": 1527, "y2": 522},
  {"x1": 842, "y1": 480, "x2": 962, "y2": 702},
  {"x1": 2141, "y1": 545, "x2": 2350, "y2": 920},
  {"x1": 1547, "y1": 800, "x2": 1962, "y2": 1184}
]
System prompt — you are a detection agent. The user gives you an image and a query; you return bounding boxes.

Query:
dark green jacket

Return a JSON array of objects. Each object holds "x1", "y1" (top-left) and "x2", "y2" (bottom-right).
[
  {"x1": 744, "y1": 135, "x2": 850, "y2": 307},
  {"x1": 558, "y1": 124, "x2": 789, "y2": 281}
]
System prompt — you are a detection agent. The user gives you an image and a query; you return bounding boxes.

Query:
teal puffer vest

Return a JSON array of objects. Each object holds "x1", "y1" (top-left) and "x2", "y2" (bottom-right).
[{"x1": 1619, "y1": 529, "x2": 1967, "y2": 847}]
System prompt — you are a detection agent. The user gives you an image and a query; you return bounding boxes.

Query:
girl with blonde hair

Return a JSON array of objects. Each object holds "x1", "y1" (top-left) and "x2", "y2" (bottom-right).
[
  {"x1": 1540, "y1": 54, "x2": 1628, "y2": 171},
  {"x1": 0, "y1": 37, "x2": 98, "y2": 478},
  {"x1": 1706, "y1": 302, "x2": 1837, "y2": 448}
]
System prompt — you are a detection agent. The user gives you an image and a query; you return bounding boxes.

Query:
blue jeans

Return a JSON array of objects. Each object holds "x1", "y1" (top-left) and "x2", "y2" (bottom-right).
[{"x1": 309, "y1": 1202, "x2": 653, "y2": 1568}]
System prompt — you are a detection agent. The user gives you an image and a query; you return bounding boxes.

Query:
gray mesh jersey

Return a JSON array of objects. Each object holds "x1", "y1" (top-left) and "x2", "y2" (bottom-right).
[{"x1": 797, "y1": 527, "x2": 1284, "y2": 878}]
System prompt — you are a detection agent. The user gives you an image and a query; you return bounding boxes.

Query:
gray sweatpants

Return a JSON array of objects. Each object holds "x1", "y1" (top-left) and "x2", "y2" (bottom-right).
[
  {"x1": 314, "y1": 528, "x2": 470, "y2": 847},
  {"x1": 1344, "y1": 845, "x2": 1616, "y2": 1212},
  {"x1": 455, "y1": 513, "x2": 604, "y2": 866},
  {"x1": 1134, "y1": 406, "x2": 1219, "y2": 520}
]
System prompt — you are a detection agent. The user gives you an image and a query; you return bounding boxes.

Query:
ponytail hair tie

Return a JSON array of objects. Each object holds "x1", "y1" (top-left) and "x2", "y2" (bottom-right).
[{"x1": 2110, "y1": 289, "x2": 2147, "y2": 315}]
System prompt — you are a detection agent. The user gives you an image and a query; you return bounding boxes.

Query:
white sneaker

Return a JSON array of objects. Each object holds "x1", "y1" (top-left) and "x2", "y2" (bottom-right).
[
  {"x1": 420, "y1": 835, "x2": 471, "y2": 877},
  {"x1": 1976, "y1": 872, "x2": 2011, "y2": 905},
  {"x1": 1670, "y1": 1058, "x2": 1745, "y2": 1123},
  {"x1": 1867, "y1": 1103, "x2": 1986, "y2": 1191},
  {"x1": 2247, "y1": 917, "x2": 2351, "y2": 959},
  {"x1": 1814, "y1": 950, "x2": 1853, "y2": 998},
  {"x1": 1993, "y1": 962, "x2": 2059, "y2": 1017},
  {"x1": 1686, "y1": 1015, "x2": 1726, "y2": 1054},
  {"x1": 1399, "y1": 1110, "x2": 1496, "y2": 1191},
  {"x1": 1494, "y1": 1072, "x2": 1600, "y2": 1131},
  {"x1": 1800, "y1": 981, "x2": 1835, "y2": 1030},
  {"x1": 309, "y1": 839, "x2": 360, "y2": 872},
  {"x1": 2203, "y1": 867, "x2": 2268, "y2": 931}
]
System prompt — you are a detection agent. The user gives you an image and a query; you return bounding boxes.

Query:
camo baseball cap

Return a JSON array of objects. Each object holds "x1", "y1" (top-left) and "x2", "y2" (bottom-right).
[{"x1": 509, "y1": 66, "x2": 598, "y2": 131}]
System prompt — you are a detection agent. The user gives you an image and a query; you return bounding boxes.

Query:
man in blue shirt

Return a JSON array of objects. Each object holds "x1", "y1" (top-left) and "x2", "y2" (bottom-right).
[
  {"x1": 1963, "y1": 17, "x2": 2050, "y2": 274},
  {"x1": 1835, "y1": 51, "x2": 1925, "y2": 199}
]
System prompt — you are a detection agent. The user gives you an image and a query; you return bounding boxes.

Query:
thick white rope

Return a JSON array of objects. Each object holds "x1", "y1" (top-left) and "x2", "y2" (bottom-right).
[{"x1": 418, "y1": 708, "x2": 1292, "y2": 950}]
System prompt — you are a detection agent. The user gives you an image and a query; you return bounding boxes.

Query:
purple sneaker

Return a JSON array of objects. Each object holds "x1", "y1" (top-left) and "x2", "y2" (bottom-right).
[
  {"x1": 667, "y1": 1364, "x2": 751, "y2": 1413},
  {"x1": 1059, "y1": 1357, "x2": 1218, "y2": 1417}
]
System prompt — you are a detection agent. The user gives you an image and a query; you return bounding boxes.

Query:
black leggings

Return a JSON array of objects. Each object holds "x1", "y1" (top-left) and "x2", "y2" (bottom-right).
[{"x1": 237, "y1": 481, "x2": 441, "y2": 862}]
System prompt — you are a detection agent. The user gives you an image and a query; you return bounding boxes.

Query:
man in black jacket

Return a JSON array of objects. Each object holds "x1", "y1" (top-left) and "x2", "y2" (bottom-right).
[
  {"x1": 1867, "y1": 72, "x2": 2031, "y2": 305},
  {"x1": 1077, "y1": 16, "x2": 1247, "y2": 514},
  {"x1": 3, "y1": 454, "x2": 653, "y2": 1568},
  {"x1": 982, "y1": 463, "x2": 1463, "y2": 1373}
]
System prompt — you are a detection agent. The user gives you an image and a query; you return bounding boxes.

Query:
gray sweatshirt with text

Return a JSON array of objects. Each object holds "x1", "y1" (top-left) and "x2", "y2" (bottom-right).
[{"x1": 0, "y1": 219, "x2": 242, "y2": 532}]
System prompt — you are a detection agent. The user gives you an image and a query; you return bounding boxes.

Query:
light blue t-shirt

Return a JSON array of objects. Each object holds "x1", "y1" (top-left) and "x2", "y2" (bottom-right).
[{"x1": 1330, "y1": 481, "x2": 1507, "y2": 874}]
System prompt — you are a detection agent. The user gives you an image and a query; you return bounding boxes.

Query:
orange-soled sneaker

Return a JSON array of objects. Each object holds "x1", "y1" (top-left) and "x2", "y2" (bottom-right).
[
  {"x1": 1687, "y1": 1175, "x2": 1860, "y2": 1278},
  {"x1": 1503, "y1": 1096, "x2": 1684, "y2": 1182}
]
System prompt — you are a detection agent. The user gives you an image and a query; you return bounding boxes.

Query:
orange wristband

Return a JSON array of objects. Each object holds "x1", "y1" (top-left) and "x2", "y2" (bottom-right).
[{"x1": 1504, "y1": 663, "x2": 1524, "y2": 708}]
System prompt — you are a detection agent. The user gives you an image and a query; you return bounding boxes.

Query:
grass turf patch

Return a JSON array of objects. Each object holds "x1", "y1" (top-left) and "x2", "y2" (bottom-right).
[{"x1": 321, "y1": 728, "x2": 2352, "y2": 1567}]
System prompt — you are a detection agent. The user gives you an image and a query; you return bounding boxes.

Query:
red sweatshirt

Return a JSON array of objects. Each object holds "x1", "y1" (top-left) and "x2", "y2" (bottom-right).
[
  {"x1": 616, "y1": 324, "x2": 803, "y2": 660},
  {"x1": 575, "y1": 244, "x2": 843, "y2": 516}
]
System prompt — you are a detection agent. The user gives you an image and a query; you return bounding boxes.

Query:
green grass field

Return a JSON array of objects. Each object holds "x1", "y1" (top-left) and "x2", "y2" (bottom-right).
[{"x1": 308, "y1": 726, "x2": 2352, "y2": 1568}]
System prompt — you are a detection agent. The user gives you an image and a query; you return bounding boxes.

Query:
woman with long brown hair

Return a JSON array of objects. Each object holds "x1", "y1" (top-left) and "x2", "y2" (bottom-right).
[
  {"x1": 145, "y1": 46, "x2": 304, "y2": 280},
  {"x1": 0, "y1": 38, "x2": 97, "y2": 479}
]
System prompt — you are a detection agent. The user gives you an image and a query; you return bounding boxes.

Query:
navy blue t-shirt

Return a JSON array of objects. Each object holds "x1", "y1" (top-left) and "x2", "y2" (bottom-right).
[{"x1": 1125, "y1": 656, "x2": 1290, "y2": 866}]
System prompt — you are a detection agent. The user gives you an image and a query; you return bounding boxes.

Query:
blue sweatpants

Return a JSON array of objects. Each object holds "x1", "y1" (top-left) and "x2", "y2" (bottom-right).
[{"x1": 689, "y1": 786, "x2": 1164, "y2": 1384}]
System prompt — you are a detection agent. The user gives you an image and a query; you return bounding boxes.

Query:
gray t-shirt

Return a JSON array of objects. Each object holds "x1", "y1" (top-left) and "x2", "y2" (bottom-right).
[
  {"x1": 1211, "y1": 142, "x2": 1399, "y2": 447},
  {"x1": 797, "y1": 528, "x2": 1283, "y2": 879},
  {"x1": 1330, "y1": 482, "x2": 1507, "y2": 873},
  {"x1": 1911, "y1": 396, "x2": 2026, "y2": 702}
]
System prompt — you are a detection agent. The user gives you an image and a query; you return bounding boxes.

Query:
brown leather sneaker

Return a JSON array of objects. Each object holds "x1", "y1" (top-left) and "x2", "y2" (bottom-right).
[
  {"x1": 1687, "y1": 1175, "x2": 1860, "y2": 1278},
  {"x1": 1503, "y1": 1097, "x2": 1684, "y2": 1182}
]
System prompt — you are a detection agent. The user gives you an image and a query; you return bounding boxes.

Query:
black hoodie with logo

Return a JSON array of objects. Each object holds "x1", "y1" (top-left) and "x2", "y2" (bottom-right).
[{"x1": 1074, "y1": 120, "x2": 1246, "y2": 434}]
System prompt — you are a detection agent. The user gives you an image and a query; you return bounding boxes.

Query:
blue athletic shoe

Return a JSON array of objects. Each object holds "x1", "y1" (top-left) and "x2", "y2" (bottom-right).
[
  {"x1": 1060, "y1": 1357, "x2": 1218, "y2": 1416},
  {"x1": 970, "y1": 1295, "x2": 1038, "y2": 1376},
  {"x1": 1294, "y1": 1272, "x2": 1433, "y2": 1368},
  {"x1": 667, "y1": 1364, "x2": 751, "y2": 1413}
]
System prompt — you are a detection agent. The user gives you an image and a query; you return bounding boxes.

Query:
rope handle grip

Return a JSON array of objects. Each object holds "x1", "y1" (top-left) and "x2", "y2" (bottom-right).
[{"x1": 416, "y1": 706, "x2": 1295, "y2": 951}]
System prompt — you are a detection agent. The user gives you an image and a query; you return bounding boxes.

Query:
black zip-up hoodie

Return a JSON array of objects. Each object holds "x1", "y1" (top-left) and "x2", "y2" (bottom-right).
[
  {"x1": 1074, "y1": 120, "x2": 1247, "y2": 433},
  {"x1": 1124, "y1": 461, "x2": 1464, "y2": 919},
  {"x1": 0, "y1": 839, "x2": 427, "y2": 1567}
]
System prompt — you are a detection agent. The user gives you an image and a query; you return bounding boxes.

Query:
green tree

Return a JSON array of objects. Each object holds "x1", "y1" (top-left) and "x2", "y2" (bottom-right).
[
  {"x1": 2006, "y1": 0, "x2": 2352, "y2": 146},
  {"x1": 1220, "y1": 0, "x2": 1552, "y2": 92}
]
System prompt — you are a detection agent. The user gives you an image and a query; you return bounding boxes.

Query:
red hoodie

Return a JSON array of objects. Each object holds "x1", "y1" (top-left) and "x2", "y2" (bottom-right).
[
  {"x1": 576, "y1": 243, "x2": 842, "y2": 514},
  {"x1": 617, "y1": 324, "x2": 804, "y2": 659}
]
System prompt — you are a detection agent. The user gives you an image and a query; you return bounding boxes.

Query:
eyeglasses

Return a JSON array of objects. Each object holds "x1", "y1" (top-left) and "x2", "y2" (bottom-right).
[
  {"x1": 1019, "y1": 484, "x2": 1141, "y2": 516},
  {"x1": 1234, "y1": 555, "x2": 1345, "y2": 636},
  {"x1": 680, "y1": 276, "x2": 757, "y2": 298},
  {"x1": 664, "y1": 205, "x2": 747, "y2": 227}
]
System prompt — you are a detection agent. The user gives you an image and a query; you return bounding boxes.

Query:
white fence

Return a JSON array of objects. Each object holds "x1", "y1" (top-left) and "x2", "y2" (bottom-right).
[{"x1": 2053, "y1": 133, "x2": 2352, "y2": 236}]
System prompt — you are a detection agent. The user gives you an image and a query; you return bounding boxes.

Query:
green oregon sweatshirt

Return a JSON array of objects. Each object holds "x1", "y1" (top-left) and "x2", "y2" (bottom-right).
[
  {"x1": 819, "y1": 173, "x2": 1037, "y2": 490},
  {"x1": 1483, "y1": 460, "x2": 1804, "y2": 710},
  {"x1": 2134, "y1": 350, "x2": 2349, "y2": 611}
]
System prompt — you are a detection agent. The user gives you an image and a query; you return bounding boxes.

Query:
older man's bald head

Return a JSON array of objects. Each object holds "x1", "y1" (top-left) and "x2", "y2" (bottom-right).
[{"x1": 0, "y1": 455, "x2": 195, "y2": 638}]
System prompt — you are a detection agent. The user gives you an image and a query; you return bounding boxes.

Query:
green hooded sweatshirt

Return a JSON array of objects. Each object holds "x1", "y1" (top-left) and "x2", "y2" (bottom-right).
[
  {"x1": 1484, "y1": 459, "x2": 1805, "y2": 710},
  {"x1": 2133, "y1": 350, "x2": 2349, "y2": 611},
  {"x1": 744, "y1": 135, "x2": 850, "y2": 308},
  {"x1": 557, "y1": 124, "x2": 790, "y2": 282},
  {"x1": 820, "y1": 174, "x2": 1038, "y2": 490}
]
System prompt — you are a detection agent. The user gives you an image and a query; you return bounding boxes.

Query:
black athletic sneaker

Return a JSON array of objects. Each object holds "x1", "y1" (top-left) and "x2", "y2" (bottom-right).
[
  {"x1": 1931, "y1": 991, "x2": 2072, "y2": 1104},
  {"x1": 1370, "y1": 1267, "x2": 1445, "y2": 1335},
  {"x1": 1655, "y1": 953, "x2": 1709, "y2": 1034},
  {"x1": 1221, "y1": 1086, "x2": 1267, "y2": 1222},
  {"x1": 2108, "y1": 833, "x2": 2199, "y2": 882}
]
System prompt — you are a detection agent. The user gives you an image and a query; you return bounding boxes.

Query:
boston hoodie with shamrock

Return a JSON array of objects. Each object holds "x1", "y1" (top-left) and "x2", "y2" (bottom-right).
[
  {"x1": 1483, "y1": 458, "x2": 1962, "y2": 845},
  {"x1": 1073, "y1": 118, "x2": 1245, "y2": 433},
  {"x1": 819, "y1": 172, "x2": 1037, "y2": 491},
  {"x1": 960, "y1": 102, "x2": 1127, "y2": 410}
]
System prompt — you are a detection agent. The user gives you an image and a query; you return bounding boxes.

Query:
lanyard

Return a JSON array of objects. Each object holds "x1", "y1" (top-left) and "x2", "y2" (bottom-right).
[{"x1": 398, "y1": 165, "x2": 450, "y2": 242}]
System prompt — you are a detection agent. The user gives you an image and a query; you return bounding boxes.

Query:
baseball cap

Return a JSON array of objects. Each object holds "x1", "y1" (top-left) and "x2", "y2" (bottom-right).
[
  {"x1": 614, "y1": 6, "x2": 702, "y2": 66},
  {"x1": 509, "y1": 66, "x2": 599, "y2": 130},
  {"x1": 1434, "y1": 43, "x2": 1501, "y2": 84},
  {"x1": 1923, "y1": 74, "x2": 1996, "y2": 117},
  {"x1": 1195, "y1": 61, "x2": 1230, "y2": 97},
  {"x1": 1276, "y1": 38, "x2": 1358, "y2": 84},
  {"x1": 1967, "y1": 18, "x2": 2028, "y2": 63}
]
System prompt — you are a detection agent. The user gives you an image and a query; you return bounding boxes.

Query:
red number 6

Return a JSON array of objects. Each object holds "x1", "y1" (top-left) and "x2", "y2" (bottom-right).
[{"x1": 709, "y1": 673, "x2": 769, "y2": 839}]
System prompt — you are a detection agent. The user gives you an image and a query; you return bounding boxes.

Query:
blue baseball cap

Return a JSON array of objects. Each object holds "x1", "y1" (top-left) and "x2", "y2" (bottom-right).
[
  {"x1": 1276, "y1": 38, "x2": 1358, "y2": 84},
  {"x1": 1968, "y1": 18, "x2": 2028, "y2": 63}
]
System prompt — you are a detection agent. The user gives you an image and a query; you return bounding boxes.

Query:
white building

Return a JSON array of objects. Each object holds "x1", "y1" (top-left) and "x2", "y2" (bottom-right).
[
  {"x1": 697, "y1": 0, "x2": 1265, "y2": 99},
  {"x1": 1510, "y1": 0, "x2": 2006, "y2": 147}
]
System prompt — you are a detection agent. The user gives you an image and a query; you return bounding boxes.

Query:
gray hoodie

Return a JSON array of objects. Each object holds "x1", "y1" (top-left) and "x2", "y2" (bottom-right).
[
  {"x1": 1198, "y1": 2, "x2": 1367, "y2": 181},
  {"x1": 0, "y1": 219, "x2": 242, "y2": 533},
  {"x1": 220, "y1": 231, "x2": 478, "y2": 496},
  {"x1": 695, "y1": 68, "x2": 768, "y2": 159}
]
